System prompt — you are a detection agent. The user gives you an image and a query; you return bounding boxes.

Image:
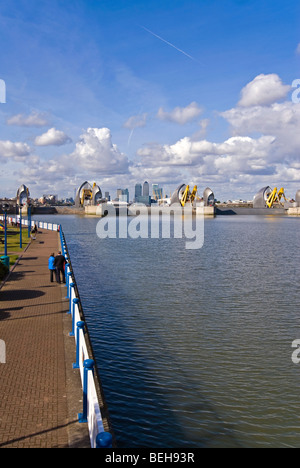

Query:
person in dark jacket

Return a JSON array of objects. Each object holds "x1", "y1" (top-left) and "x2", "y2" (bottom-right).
[
  {"x1": 54, "y1": 251, "x2": 66, "y2": 284},
  {"x1": 48, "y1": 253, "x2": 56, "y2": 283}
]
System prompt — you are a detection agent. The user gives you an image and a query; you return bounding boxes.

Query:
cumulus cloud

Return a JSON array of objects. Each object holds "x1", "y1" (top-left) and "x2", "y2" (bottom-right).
[
  {"x1": 71, "y1": 127, "x2": 129, "y2": 175},
  {"x1": 10, "y1": 73, "x2": 300, "y2": 199},
  {"x1": 157, "y1": 101, "x2": 203, "y2": 124},
  {"x1": 6, "y1": 111, "x2": 49, "y2": 127},
  {"x1": 221, "y1": 101, "x2": 300, "y2": 160},
  {"x1": 212, "y1": 136, "x2": 276, "y2": 175},
  {"x1": 34, "y1": 127, "x2": 72, "y2": 146},
  {"x1": 16, "y1": 127, "x2": 131, "y2": 196},
  {"x1": 0, "y1": 140, "x2": 31, "y2": 162},
  {"x1": 238, "y1": 74, "x2": 291, "y2": 107},
  {"x1": 134, "y1": 74, "x2": 299, "y2": 192},
  {"x1": 137, "y1": 134, "x2": 275, "y2": 179}
]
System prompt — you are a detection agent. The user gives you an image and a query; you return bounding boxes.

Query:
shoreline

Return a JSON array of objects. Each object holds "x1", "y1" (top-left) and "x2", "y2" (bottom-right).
[{"x1": 30, "y1": 204, "x2": 297, "y2": 217}]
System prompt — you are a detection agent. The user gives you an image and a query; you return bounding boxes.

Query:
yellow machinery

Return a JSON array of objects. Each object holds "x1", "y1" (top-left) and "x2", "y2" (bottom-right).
[
  {"x1": 81, "y1": 188, "x2": 92, "y2": 206},
  {"x1": 80, "y1": 182, "x2": 97, "y2": 206},
  {"x1": 180, "y1": 185, "x2": 198, "y2": 207},
  {"x1": 266, "y1": 187, "x2": 287, "y2": 208}
]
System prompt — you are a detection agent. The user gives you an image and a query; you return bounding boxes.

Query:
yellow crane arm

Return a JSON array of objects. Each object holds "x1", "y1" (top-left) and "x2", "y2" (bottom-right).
[
  {"x1": 181, "y1": 185, "x2": 190, "y2": 207},
  {"x1": 266, "y1": 187, "x2": 287, "y2": 208},
  {"x1": 190, "y1": 185, "x2": 198, "y2": 203},
  {"x1": 277, "y1": 187, "x2": 287, "y2": 202},
  {"x1": 81, "y1": 189, "x2": 92, "y2": 205},
  {"x1": 266, "y1": 187, "x2": 278, "y2": 208}
]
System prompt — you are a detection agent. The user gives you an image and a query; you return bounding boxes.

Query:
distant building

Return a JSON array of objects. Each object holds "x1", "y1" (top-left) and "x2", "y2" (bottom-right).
[
  {"x1": 43, "y1": 194, "x2": 57, "y2": 204},
  {"x1": 133, "y1": 181, "x2": 152, "y2": 205},
  {"x1": 105, "y1": 191, "x2": 110, "y2": 201},
  {"x1": 135, "y1": 195, "x2": 151, "y2": 206},
  {"x1": 117, "y1": 188, "x2": 129, "y2": 203},
  {"x1": 135, "y1": 183, "x2": 142, "y2": 201},
  {"x1": 152, "y1": 184, "x2": 163, "y2": 200},
  {"x1": 143, "y1": 181, "x2": 149, "y2": 197}
]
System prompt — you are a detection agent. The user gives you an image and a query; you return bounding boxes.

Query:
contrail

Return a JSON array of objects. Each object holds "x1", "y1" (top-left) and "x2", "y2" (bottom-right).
[
  {"x1": 140, "y1": 25, "x2": 199, "y2": 63},
  {"x1": 127, "y1": 128, "x2": 135, "y2": 147}
]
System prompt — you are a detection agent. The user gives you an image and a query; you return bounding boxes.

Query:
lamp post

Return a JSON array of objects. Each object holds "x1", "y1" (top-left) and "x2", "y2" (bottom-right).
[
  {"x1": 18, "y1": 203, "x2": 23, "y2": 249},
  {"x1": 27, "y1": 202, "x2": 32, "y2": 238},
  {"x1": 2, "y1": 203, "x2": 9, "y2": 257}
]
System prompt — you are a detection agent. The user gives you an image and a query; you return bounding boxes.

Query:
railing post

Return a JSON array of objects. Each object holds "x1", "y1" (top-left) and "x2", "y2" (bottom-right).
[
  {"x1": 64, "y1": 262, "x2": 69, "y2": 288},
  {"x1": 70, "y1": 298, "x2": 80, "y2": 337},
  {"x1": 65, "y1": 271, "x2": 72, "y2": 299},
  {"x1": 68, "y1": 283, "x2": 75, "y2": 314},
  {"x1": 96, "y1": 432, "x2": 113, "y2": 448},
  {"x1": 73, "y1": 321, "x2": 85, "y2": 369},
  {"x1": 78, "y1": 358, "x2": 94, "y2": 423}
]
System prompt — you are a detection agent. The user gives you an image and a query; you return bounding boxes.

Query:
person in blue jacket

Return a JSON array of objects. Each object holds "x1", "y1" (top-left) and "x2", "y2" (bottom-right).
[{"x1": 48, "y1": 253, "x2": 56, "y2": 283}]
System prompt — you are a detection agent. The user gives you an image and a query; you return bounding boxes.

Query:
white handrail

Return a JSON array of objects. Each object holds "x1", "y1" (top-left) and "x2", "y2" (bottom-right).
[
  {"x1": 0, "y1": 215, "x2": 58, "y2": 232},
  {"x1": 0, "y1": 216, "x2": 113, "y2": 448},
  {"x1": 63, "y1": 232, "x2": 112, "y2": 449}
]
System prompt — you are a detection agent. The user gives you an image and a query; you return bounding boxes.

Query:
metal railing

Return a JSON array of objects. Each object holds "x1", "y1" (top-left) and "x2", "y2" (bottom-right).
[
  {"x1": 0, "y1": 215, "x2": 59, "y2": 232},
  {"x1": 0, "y1": 215, "x2": 113, "y2": 448},
  {"x1": 59, "y1": 226, "x2": 113, "y2": 449}
]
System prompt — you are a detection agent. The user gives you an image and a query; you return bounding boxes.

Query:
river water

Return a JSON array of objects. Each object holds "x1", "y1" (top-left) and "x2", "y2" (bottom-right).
[{"x1": 37, "y1": 214, "x2": 300, "y2": 448}]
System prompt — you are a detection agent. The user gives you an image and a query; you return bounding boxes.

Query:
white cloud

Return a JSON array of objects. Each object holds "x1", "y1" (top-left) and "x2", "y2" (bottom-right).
[
  {"x1": 8, "y1": 73, "x2": 300, "y2": 200},
  {"x1": 6, "y1": 111, "x2": 50, "y2": 127},
  {"x1": 238, "y1": 74, "x2": 291, "y2": 107},
  {"x1": 0, "y1": 140, "x2": 31, "y2": 162},
  {"x1": 137, "y1": 134, "x2": 275, "y2": 179},
  {"x1": 296, "y1": 43, "x2": 300, "y2": 55},
  {"x1": 71, "y1": 127, "x2": 129, "y2": 175},
  {"x1": 221, "y1": 101, "x2": 300, "y2": 159},
  {"x1": 123, "y1": 113, "x2": 148, "y2": 129},
  {"x1": 34, "y1": 127, "x2": 72, "y2": 146},
  {"x1": 195, "y1": 119, "x2": 210, "y2": 138},
  {"x1": 16, "y1": 127, "x2": 131, "y2": 196},
  {"x1": 212, "y1": 136, "x2": 276, "y2": 175},
  {"x1": 157, "y1": 101, "x2": 203, "y2": 124}
]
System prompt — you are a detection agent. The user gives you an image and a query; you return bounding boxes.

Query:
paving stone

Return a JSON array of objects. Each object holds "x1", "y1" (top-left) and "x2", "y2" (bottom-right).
[{"x1": 0, "y1": 230, "x2": 90, "y2": 448}]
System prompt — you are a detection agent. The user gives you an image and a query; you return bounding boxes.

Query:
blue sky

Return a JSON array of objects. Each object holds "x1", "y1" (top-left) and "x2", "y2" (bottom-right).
[{"x1": 0, "y1": 0, "x2": 300, "y2": 200}]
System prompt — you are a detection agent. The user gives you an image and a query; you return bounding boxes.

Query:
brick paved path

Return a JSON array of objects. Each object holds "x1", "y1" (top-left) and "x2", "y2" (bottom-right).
[{"x1": 0, "y1": 230, "x2": 89, "y2": 448}]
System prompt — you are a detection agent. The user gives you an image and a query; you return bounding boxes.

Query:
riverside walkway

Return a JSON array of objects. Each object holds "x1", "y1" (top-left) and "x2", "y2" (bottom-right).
[{"x1": 0, "y1": 229, "x2": 91, "y2": 448}]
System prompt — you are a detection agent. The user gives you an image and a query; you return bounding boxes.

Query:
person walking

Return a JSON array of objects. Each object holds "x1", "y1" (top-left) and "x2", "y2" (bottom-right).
[
  {"x1": 48, "y1": 253, "x2": 56, "y2": 283},
  {"x1": 54, "y1": 251, "x2": 66, "y2": 284}
]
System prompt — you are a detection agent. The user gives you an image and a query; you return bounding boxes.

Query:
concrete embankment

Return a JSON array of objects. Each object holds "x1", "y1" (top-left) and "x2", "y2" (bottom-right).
[{"x1": 287, "y1": 207, "x2": 300, "y2": 216}]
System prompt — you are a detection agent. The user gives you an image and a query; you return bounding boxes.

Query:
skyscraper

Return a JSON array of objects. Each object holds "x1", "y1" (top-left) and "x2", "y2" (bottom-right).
[
  {"x1": 143, "y1": 181, "x2": 149, "y2": 197},
  {"x1": 135, "y1": 183, "x2": 142, "y2": 201}
]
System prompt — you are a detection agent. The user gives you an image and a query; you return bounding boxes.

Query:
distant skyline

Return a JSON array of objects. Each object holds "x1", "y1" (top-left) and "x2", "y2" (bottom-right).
[{"x1": 0, "y1": 0, "x2": 300, "y2": 201}]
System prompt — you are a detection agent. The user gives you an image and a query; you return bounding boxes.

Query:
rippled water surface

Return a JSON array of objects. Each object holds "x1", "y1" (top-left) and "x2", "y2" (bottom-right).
[{"x1": 38, "y1": 214, "x2": 300, "y2": 448}]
